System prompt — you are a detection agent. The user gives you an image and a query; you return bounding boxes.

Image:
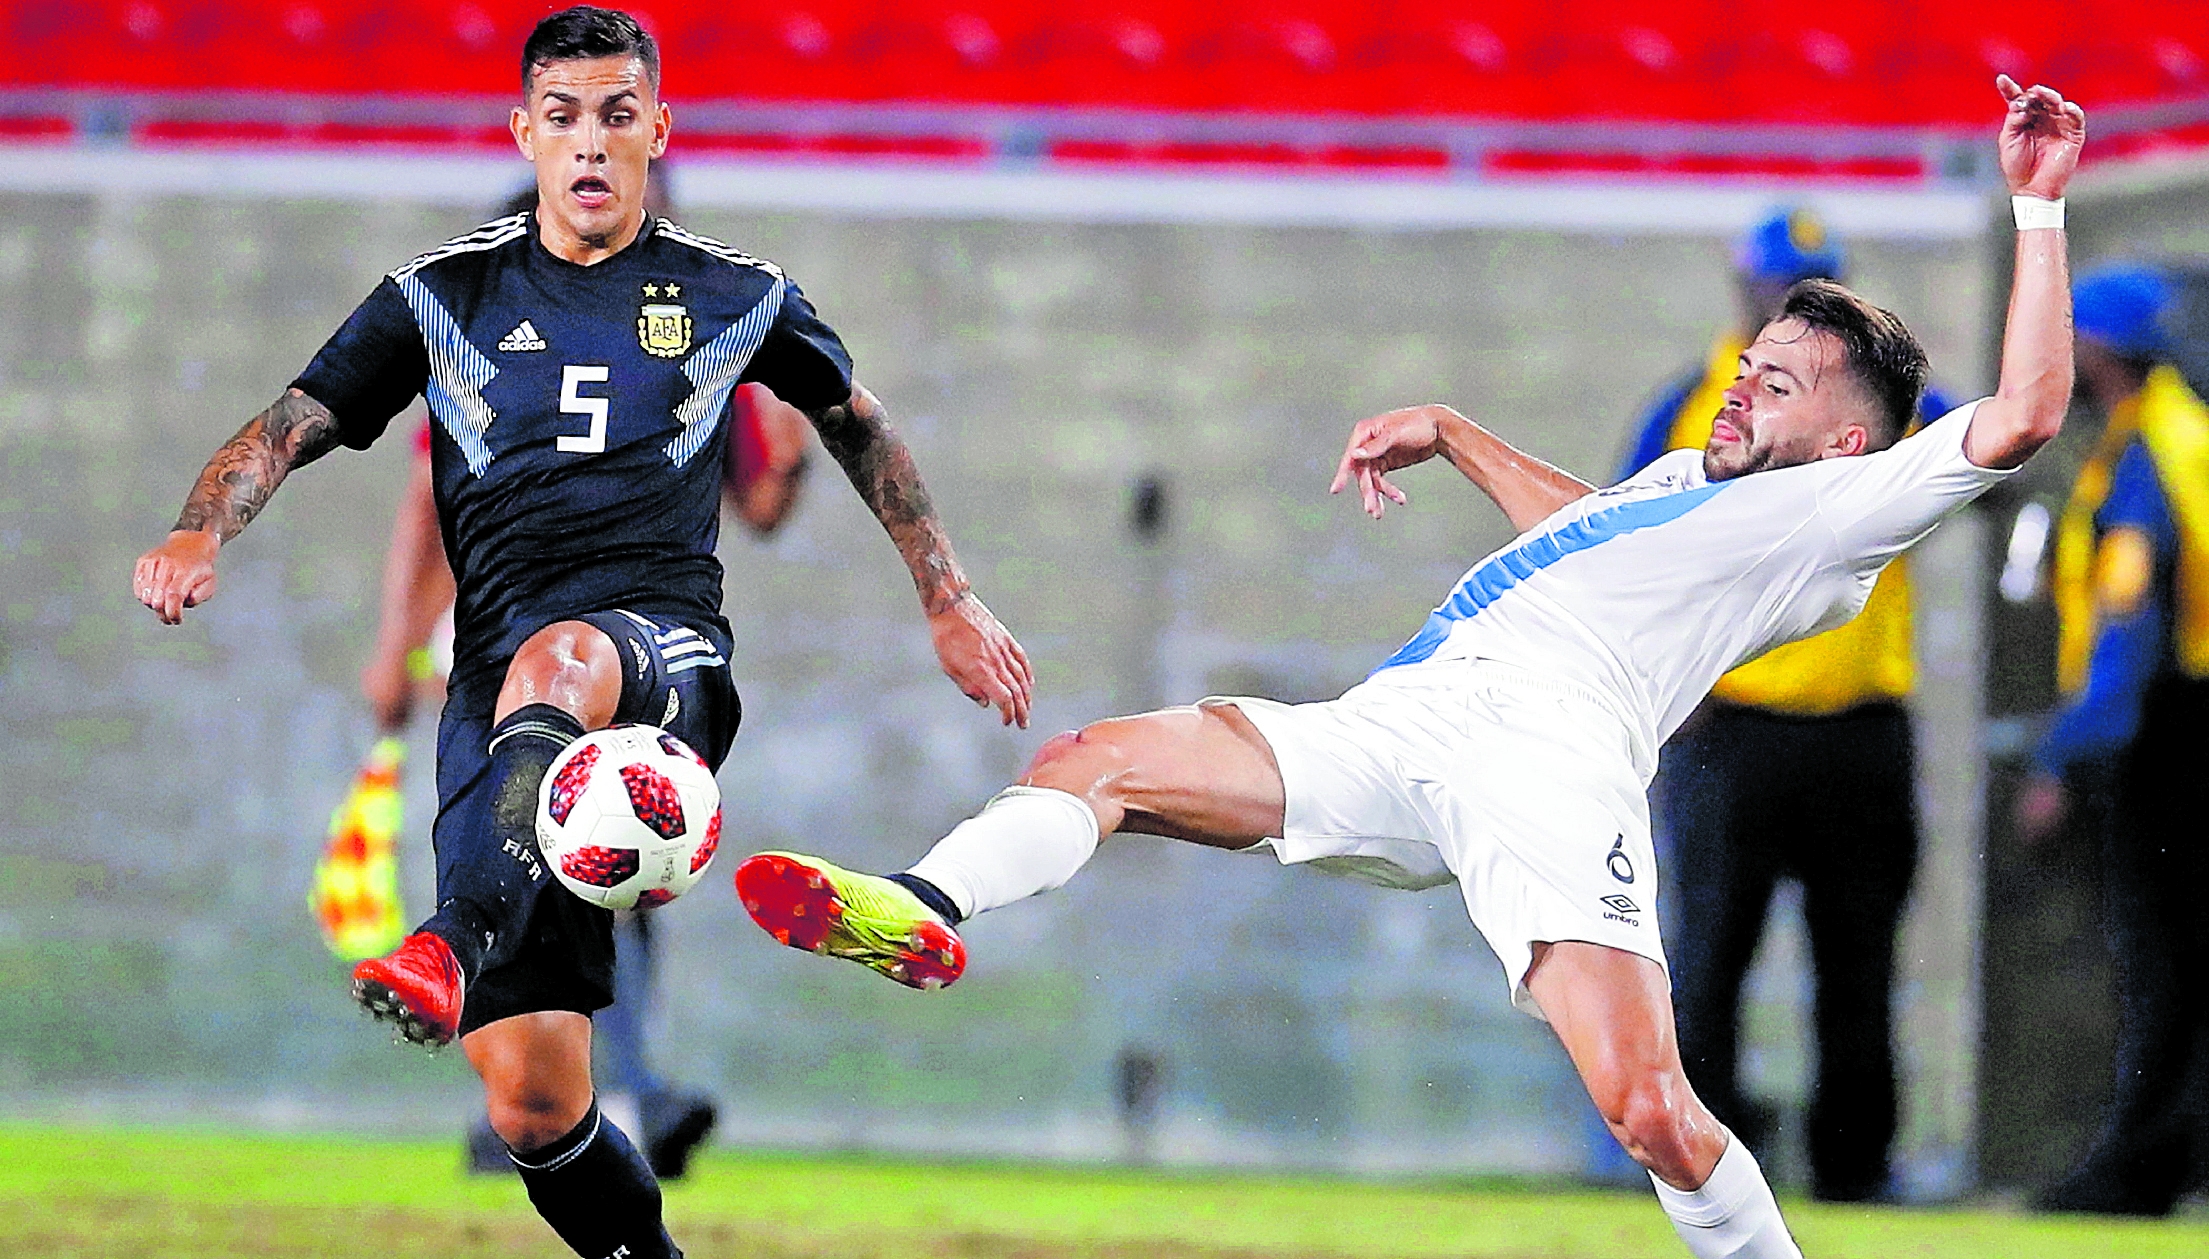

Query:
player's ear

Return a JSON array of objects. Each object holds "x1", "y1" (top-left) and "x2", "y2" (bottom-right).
[
  {"x1": 1831, "y1": 421, "x2": 1870, "y2": 458},
  {"x1": 511, "y1": 105, "x2": 535, "y2": 162},
  {"x1": 649, "y1": 102, "x2": 671, "y2": 160}
]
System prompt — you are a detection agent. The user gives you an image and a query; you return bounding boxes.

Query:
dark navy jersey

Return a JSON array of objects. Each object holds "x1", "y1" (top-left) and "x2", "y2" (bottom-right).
[{"x1": 294, "y1": 212, "x2": 853, "y2": 706}]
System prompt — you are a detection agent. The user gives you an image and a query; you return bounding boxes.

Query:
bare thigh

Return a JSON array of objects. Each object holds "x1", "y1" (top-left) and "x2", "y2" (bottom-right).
[
  {"x1": 1020, "y1": 701, "x2": 1286, "y2": 849},
  {"x1": 1525, "y1": 940, "x2": 1727, "y2": 1187}
]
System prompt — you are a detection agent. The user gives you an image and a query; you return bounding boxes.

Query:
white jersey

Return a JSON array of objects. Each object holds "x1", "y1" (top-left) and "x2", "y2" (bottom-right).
[{"x1": 1372, "y1": 401, "x2": 2013, "y2": 775}]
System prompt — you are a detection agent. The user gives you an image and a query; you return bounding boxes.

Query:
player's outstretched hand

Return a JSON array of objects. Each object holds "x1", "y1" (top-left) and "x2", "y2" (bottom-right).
[
  {"x1": 132, "y1": 529, "x2": 219, "y2": 625},
  {"x1": 929, "y1": 592, "x2": 1034, "y2": 728},
  {"x1": 1996, "y1": 75, "x2": 2086, "y2": 201},
  {"x1": 1330, "y1": 405, "x2": 1455, "y2": 519}
]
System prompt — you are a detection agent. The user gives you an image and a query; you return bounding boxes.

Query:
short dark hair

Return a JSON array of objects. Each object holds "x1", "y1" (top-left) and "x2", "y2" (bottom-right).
[
  {"x1": 1776, "y1": 278, "x2": 1928, "y2": 449},
  {"x1": 521, "y1": 6, "x2": 659, "y2": 96}
]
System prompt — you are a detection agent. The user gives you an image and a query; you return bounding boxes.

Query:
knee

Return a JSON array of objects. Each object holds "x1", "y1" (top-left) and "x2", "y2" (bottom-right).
[
  {"x1": 485, "y1": 1080, "x2": 593, "y2": 1156},
  {"x1": 1593, "y1": 1073, "x2": 1706, "y2": 1184},
  {"x1": 510, "y1": 621, "x2": 616, "y2": 687},
  {"x1": 1024, "y1": 722, "x2": 1129, "y2": 783},
  {"x1": 500, "y1": 621, "x2": 621, "y2": 728}
]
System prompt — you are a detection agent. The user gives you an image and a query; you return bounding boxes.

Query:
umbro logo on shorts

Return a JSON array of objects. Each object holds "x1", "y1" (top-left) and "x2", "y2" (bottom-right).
[
  {"x1": 497, "y1": 319, "x2": 547, "y2": 351},
  {"x1": 1600, "y1": 894, "x2": 1640, "y2": 915}
]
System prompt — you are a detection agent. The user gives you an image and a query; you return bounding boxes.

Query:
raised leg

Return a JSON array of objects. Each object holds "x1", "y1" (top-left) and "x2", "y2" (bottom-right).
[
  {"x1": 902, "y1": 701, "x2": 1287, "y2": 921},
  {"x1": 355, "y1": 620, "x2": 626, "y2": 1047},
  {"x1": 737, "y1": 701, "x2": 1288, "y2": 987},
  {"x1": 1020, "y1": 701, "x2": 1287, "y2": 845},
  {"x1": 425, "y1": 620, "x2": 623, "y2": 978}
]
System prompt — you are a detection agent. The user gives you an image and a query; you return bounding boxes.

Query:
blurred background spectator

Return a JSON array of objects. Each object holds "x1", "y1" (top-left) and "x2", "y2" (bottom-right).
[{"x1": 2016, "y1": 261, "x2": 2209, "y2": 1216}]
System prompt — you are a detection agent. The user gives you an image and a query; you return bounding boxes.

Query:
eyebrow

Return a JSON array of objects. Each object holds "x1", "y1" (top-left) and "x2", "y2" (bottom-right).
[
  {"x1": 538, "y1": 89, "x2": 640, "y2": 109},
  {"x1": 1739, "y1": 351, "x2": 1804, "y2": 388}
]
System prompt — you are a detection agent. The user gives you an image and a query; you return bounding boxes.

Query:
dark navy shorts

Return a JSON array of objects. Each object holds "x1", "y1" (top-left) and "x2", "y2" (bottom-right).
[{"x1": 436, "y1": 608, "x2": 740, "y2": 1036}]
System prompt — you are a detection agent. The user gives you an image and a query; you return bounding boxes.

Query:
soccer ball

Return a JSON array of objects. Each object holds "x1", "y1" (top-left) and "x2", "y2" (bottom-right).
[{"x1": 536, "y1": 724, "x2": 722, "y2": 911}]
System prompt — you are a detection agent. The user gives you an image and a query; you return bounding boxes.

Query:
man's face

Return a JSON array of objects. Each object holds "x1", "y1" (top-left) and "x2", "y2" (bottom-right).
[
  {"x1": 511, "y1": 54, "x2": 669, "y2": 250},
  {"x1": 1703, "y1": 317, "x2": 1875, "y2": 482}
]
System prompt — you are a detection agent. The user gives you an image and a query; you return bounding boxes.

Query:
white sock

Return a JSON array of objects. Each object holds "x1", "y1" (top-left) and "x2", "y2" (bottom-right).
[
  {"x1": 1649, "y1": 1134, "x2": 1802, "y2": 1259},
  {"x1": 905, "y1": 786, "x2": 1101, "y2": 919}
]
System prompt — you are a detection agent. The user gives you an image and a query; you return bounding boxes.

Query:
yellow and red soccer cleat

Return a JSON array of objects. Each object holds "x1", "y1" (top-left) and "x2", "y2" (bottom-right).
[
  {"x1": 351, "y1": 931, "x2": 464, "y2": 1048},
  {"x1": 309, "y1": 737, "x2": 408, "y2": 961},
  {"x1": 735, "y1": 851, "x2": 965, "y2": 990}
]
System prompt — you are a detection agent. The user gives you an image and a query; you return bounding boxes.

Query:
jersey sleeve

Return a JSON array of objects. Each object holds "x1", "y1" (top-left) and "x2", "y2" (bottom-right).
[
  {"x1": 740, "y1": 280, "x2": 854, "y2": 413},
  {"x1": 290, "y1": 277, "x2": 429, "y2": 451},
  {"x1": 1815, "y1": 399, "x2": 2015, "y2": 571}
]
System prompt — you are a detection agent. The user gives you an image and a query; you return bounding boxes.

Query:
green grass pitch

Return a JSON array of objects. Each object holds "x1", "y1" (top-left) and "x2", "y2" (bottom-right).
[{"x1": 2, "y1": 1124, "x2": 2204, "y2": 1258}]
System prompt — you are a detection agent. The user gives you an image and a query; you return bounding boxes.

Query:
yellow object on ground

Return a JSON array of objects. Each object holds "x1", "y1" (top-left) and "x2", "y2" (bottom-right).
[{"x1": 308, "y1": 737, "x2": 407, "y2": 960}]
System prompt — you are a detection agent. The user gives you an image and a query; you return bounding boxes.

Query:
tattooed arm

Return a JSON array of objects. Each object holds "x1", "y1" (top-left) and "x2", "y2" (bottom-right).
[
  {"x1": 809, "y1": 384, "x2": 1034, "y2": 727},
  {"x1": 132, "y1": 389, "x2": 343, "y2": 625}
]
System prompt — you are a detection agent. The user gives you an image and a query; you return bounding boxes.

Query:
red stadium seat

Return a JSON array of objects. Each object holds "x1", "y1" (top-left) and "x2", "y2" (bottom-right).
[
  {"x1": 4, "y1": 0, "x2": 2204, "y2": 170},
  {"x1": 1355, "y1": 0, "x2": 1571, "y2": 120}
]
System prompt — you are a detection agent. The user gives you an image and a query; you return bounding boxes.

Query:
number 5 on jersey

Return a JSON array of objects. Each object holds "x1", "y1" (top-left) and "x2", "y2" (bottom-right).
[{"x1": 558, "y1": 364, "x2": 611, "y2": 454}]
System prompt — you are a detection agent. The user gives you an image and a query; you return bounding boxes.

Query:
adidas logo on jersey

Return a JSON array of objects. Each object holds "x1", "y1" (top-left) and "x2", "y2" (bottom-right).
[{"x1": 497, "y1": 320, "x2": 547, "y2": 352}]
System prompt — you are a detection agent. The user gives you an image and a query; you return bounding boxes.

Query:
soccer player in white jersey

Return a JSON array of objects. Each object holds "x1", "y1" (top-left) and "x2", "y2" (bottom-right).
[{"x1": 736, "y1": 78, "x2": 2084, "y2": 1258}]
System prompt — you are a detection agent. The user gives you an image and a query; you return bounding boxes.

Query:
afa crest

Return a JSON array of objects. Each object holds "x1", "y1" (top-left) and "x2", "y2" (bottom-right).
[{"x1": 638, "y1": 303, "x2": 692, "y2": 358}]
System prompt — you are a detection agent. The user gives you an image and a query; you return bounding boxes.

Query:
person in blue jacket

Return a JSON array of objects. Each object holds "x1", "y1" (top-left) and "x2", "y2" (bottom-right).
[{"x1": 2018, "y1": 261, "x2": 2209, "y2": 1216}]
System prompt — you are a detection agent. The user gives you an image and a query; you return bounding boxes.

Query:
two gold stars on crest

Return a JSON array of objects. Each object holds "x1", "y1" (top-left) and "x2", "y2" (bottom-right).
[{"x1": 642, "y1": 283, "x2": 682, "y2": 298}]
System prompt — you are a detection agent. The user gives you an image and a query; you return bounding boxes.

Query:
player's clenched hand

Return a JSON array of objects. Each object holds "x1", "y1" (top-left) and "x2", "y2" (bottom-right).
[
  {"x1": 1330, "y1": 405, "x2": 1454, "y2": 519},
  {"x1": 929, "y1": 592, "x2": 1034, "y2": 728},
  {"x1": 1995, "y1": 75, "x2": 2086, "y2": 201},
  {"x1": 132, "y1": 529, "x2": 220, "y2": 625}
]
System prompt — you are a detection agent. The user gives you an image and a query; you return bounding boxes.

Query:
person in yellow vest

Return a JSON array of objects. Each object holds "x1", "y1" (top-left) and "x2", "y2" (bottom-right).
[
  {"x1": 1616, "y1": 207, "x2": 1955, "y2": 1202},
  {"x1": 2017, "y1": 261, "x2": 2209, "y2": 1216}
]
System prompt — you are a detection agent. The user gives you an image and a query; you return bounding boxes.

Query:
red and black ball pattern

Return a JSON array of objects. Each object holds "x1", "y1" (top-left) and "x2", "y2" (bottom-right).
[
  {"x1": 620, "y1": 762, "x2": 686, "y2": 840},
  {"x1": 690, "y1": 808, "x2": 723, "y2": 875},
  {"x1": 560, "y1": 844, "x2": 640, "y2": 889},
  {"x1": 545, "y1": 744, "x2": 601, "y2": 825}
]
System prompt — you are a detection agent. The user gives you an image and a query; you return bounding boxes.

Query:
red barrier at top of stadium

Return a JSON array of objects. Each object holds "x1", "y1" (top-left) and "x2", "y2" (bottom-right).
[
  {"x1": 10, "y1": 1, "x2": 2208, "y2": 181},
  {"x1": 14, "y1": 0, "x2": 2209, "y2": 125}
]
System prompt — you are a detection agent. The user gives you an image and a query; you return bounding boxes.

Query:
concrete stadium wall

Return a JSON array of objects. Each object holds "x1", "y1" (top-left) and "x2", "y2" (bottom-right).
[{"x1": 0, "y1": 171, "x2": 1992, "y2": 1183}]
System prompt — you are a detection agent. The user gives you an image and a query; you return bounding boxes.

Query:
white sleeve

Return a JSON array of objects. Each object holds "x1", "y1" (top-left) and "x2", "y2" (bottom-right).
[{"x1": 1814, "y1": 400, "x2": 2015, "y2": 570}]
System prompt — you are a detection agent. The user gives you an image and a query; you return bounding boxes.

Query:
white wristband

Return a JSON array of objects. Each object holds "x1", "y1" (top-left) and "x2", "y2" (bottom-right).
[{"x1": 2013, "y1": 195, "x2": 2065, "y2": 231}]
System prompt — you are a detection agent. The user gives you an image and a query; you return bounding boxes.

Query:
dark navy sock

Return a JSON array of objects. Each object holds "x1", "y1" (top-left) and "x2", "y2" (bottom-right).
[
  {"x1": 421, "y1": 703, "x2": 586, "y2": 981},
  {"x1": 886, "y1": 872, "x2": 964, "y2": 925},
  {"x1": 509, "y1": 1100, "x2": 681, "y2": 1259}
]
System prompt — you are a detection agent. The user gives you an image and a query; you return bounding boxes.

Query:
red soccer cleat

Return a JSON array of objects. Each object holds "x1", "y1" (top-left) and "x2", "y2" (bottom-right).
[{"x1": 351, "y1": 931, "x2": 465, "y2": 1047}]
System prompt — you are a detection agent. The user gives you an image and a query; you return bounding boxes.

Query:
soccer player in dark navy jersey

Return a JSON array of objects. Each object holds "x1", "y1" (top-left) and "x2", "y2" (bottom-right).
[{"x1": 132, "y1": 9, "x2": 1031, "y2": 1257}]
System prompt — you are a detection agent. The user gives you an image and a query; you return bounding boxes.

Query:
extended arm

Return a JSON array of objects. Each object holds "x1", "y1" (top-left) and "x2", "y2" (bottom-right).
[
  {"x1": 807, "y1": 384, "x2": 1034, "y2": 727},
  {"x1": 132, "y1": 388, "x2": 343, "y2": 625},
  {"x1": 1331, "y1": 403, "x2": 1595, "y2": 532},
  {"x1": 1965, "y1": 76, "x2": 2088, "y2": 471}
]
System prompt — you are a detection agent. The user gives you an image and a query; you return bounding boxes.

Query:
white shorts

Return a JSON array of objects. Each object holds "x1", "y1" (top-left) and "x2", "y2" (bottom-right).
[{"x1": 1217, "y1": 656, "x2": 1664, "y2": 1020}]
